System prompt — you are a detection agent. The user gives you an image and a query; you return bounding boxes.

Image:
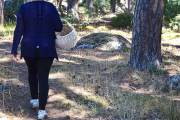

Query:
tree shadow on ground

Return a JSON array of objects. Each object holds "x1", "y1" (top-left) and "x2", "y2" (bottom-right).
[{"x1": 1, "y1": 41, "x2": 180, "y2": 119}]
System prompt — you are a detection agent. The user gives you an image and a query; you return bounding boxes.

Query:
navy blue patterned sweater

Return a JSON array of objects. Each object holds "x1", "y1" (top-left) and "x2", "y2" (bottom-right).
[{"x1": 11, "y1": 1, "x2": 63, "y2": 60}]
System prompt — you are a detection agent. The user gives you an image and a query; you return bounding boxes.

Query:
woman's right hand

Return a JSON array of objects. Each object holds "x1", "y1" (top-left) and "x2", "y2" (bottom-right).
[{"x1": 12, "y1": 54, "x2": 19, "y2": 63}]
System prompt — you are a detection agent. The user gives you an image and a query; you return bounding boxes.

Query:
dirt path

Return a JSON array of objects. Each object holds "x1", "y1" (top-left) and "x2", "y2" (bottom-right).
[
  {"x1": 1, "y1": 34, "x2": 180, "y2": 119},
  {"x1": 0, "y1": 39, "x2": 125, "y2": 120}
]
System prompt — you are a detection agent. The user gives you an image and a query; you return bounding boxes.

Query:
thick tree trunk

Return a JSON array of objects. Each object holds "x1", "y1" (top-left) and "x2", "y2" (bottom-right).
[
  {"x1": 67, "y1": 0, "x2": 81, "y2": 19},
  {"x1": 128, "y1": 0, "x2": 164, "y2": 70},
  {"x1": 0, "y1": 0, "x2": 4, "y2": 26},
  {"x1": 110, "y1": 0, "x2": 116, "y2": 13}
]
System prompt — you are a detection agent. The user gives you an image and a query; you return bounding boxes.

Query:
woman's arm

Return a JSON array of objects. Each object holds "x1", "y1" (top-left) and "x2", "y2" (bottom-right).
[
  {"x1": 53, "y1": 5, "x2": 63, "y2": 32},
  {"x1": 11, "y1": 4, "x2": 25, "y2": 55}
]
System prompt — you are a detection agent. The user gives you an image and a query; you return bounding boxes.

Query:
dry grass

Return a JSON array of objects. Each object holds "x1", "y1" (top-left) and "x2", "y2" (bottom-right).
[{"x1": 1, "y1": 19, "x2": 180, "y2": 119}]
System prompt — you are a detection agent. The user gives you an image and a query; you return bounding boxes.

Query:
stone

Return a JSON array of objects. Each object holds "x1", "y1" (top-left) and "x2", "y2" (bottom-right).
[
  {"x1": 74, "y1": 33, "x2": 131, "y2": 51},
  {"x1": 75, "y1": 44, "x2": 94, "y2": 49},
  {"x1": 166, "y1": 75, "x2": 180, "y2": 90}
]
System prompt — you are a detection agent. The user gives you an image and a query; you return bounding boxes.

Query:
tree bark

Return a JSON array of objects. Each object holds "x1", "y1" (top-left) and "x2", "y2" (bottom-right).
[
  {"x1": 110, "y1": 0, "x2": 116, "y2": 13},
  {"x1": 128, "y1": 0, "x2": 164, "y2": 70},
  {"x1": 67, "y1": 0, "x2": 81, "y2": 19},
  {"x1": 0, "y1": 0, "x2": 4, "y2": 26}
]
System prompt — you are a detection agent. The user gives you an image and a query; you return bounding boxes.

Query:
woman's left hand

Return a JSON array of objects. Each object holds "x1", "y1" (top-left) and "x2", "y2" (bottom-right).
[{"x1": 12, "y1": 54, "x2": 19, "y2": 63}]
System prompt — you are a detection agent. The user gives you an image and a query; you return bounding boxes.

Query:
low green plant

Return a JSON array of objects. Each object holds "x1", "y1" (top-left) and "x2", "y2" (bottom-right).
[
  {"x1": 0, "y1": 21, "x2": 16, "y2": 38},
  {"x1": 148, "y1": 65, "x2": 167, "y2": 75},
  {"x1": 169, "y1": 14, "x2": 180, "y2": 32},
  {"x1": 110, "y1": 12, "x2": 134, "y2": 28},
  {"x1": 4, "y1": 0, "x2": 24, "y2": 22},
  {"x1": 163, "y1": 0, "x2": 180, "y2": 23}
]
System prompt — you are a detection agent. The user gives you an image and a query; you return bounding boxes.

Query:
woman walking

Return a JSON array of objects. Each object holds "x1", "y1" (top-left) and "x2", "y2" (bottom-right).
[{"x1": 11, "y1": 0, "x2": 63, "y2": 119}]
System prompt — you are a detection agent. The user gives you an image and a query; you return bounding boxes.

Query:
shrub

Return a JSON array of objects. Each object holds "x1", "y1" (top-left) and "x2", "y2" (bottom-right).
[
  {"x1": 163, "y1": 0, "x2": 180, "y2": 23},
  {"x1": 148, "y1": 65, "x2": 167, "y2": 75},
  {"x1": 4, "y1": 0, "x2": 23, "y2": 22},
  {"x1": 110, "y1": 12, "x2": 134, "y2": 28},
  {"x1": 169, "y1": 14, "x2": 180, "y2": 32}
]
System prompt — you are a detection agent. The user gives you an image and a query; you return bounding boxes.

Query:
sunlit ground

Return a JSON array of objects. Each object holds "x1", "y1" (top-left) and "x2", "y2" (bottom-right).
[{"x1": 1, "y1": 19, "x2": 180, "y2": 119}]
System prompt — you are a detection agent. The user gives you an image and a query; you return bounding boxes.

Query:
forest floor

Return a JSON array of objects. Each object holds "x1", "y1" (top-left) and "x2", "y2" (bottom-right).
[{"x1": 1, "y1": 15, "x2": 180, "y2": 120}]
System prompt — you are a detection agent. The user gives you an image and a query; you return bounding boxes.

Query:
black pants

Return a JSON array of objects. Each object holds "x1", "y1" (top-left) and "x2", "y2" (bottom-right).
[{"x1": 23, "y1": 48, "x2": 54, "y2": 110}]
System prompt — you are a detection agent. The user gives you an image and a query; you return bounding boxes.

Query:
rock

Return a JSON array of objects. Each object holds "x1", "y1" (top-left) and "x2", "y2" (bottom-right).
[
  {"x1": 74, "y1": 33, "x2": 131, "y2": 51},
  {"x1": 166, "y1": 75, "x2": 180, "y2": 90},
  {"x1": 74, "y1": 44, "x2": 94, "y2": 49},
  {"x1": 96, "y1": 40, "x2": 122, "y2": 51}
]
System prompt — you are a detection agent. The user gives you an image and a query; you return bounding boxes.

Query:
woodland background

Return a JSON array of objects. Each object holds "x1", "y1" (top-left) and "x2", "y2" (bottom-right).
[{"x1": 0, "y1": 0, "x2": 180, "y2": 119}]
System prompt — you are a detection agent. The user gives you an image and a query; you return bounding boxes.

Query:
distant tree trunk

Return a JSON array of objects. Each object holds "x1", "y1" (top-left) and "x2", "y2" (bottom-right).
[
  {"x1": 117, "y1": 0, "x2": 121, "y2": 5},
  {"x1": 110, "y1": 0, "x2": 116, "y2": 13},
  {"x1": 57, "y1": 0, "x2": 64, "y2": 16},
  {"x1": 87, "y1": 0, "x2": 93, "y2": 16},
  {"x1": 117, "y1": 0, "x2": 129, "y2": 12},
  {"x1": 125, "y1": 0, "x2": 134, "y2": 13},
  {"x1": 0, "y1": 0, "x2": 4, "y2": 26},
  {"x1": 128, "y1": 0, "x2": 134, "y2": 13},
  {"x1": 87, "y1": 0, "x2": 93, "y2": 8},
  {"x1": 67, "y1": 0, "x2": 81, "y2": 19},
  {"x1": 128, "y1": 0, "x2": 164, "y2": 70}
]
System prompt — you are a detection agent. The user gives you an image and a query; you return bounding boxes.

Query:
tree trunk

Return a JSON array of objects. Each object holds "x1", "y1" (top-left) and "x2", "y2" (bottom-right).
[
  {"x1": 57, "y1": 0, "x2": 64, "y2": 16},
  {"x1": 87, "y1": 0, "x2": 93, "y2": 16},
  {"x1": 0, "y1": 0, "x2": 4, "y2": 26},
  {"x1": 117, "y1": 0, "x2": 121, "y2": 5},
  {"x1": 128, "y1": 0, "x2": 134, "y2": 13},
  {"x1": 128, "y1": 0, "x2": 164, "y2": 70},
  {"x1": 117, "y1": 0, "x2": 129, "y2": 12},
  {"x1": 67, "y1": 0, "x2": 80, "y2": 19},
  {"x1": 87, "y1": 0, "x2": 93, "y2": 8},
  {"x1": 125, "y1": 0, "x2": 134, "y2": 13},
  {"x1": 110, "y1": 0, "x2": 116, "y2": 13}
]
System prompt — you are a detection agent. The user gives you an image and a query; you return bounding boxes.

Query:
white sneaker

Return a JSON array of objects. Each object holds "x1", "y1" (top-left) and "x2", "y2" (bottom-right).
[
  {"x1": 30, "y1": 99, "x2": 39, "y2": 108},
  {"x1": 38, "y1": 110, "x2": 48, "y2": 119}
]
